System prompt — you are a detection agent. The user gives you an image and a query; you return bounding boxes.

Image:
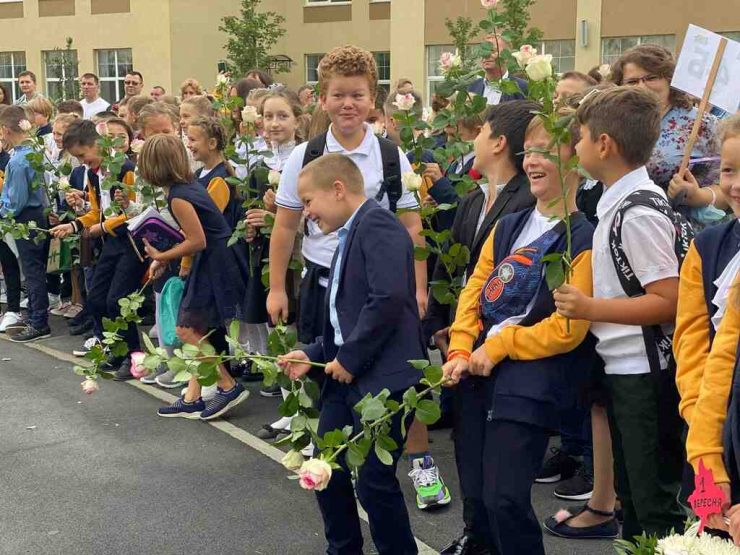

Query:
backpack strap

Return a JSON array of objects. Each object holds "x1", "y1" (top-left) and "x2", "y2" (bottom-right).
[
  {"x1": 301, "y1": 132, "x2": 328, "y2": 168},
  {"x1": 609, "y1": 189, "x2": 682, "y2": 376},
  {"x1": 374, "y1": 136, "x2": 402, "y2": 213}
]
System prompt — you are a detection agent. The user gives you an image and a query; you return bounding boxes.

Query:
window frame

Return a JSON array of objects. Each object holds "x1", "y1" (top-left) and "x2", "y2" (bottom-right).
[
  {"x1": 305, "y1": 53, "x2": 325, "y2": 86},
  {"x1": 539, "y1": 39, "x2": 575, "y2": 74},
  {"x1": 601, "y1": 34, "x2": 676, "y2": 66},
  {"x1": 304, "y1": 0, "x2": 351, "y2": 5},
  {"x1": 95, "y1": 48, "x2": 133, "y2": 103},
  {"x1": 42, "y1": 48, "x2": 79, "y2": 101},
  {"x1": 0, "y1": 50, "x2": 26, "y2": 103},
  {"x1": 426, "y1": 44, "x2": 456, "y2": 102}
]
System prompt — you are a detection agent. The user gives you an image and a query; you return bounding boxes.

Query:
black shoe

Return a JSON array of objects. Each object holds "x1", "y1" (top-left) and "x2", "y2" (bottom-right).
[
  {"x1": 554, "y1": 465, "x2": 593, "y2": 500},
  {"x1": 68, "y1": 318, "x2": 93, "y2": 336},
  {"x1": 113, "y1": 358, "x2": 134, "y2": 381},
  {"x1": 535, "y1": 447, "x2": 580, "y2": 483},
  {"x1": 428, "y1": 411, "x2": 453, "y2": 431},
  {"x1": 260, "y1": 383, "x2": 282, "y2": 397},
  {"x1": 9, "y1": 324, "x2": 51, "y2": 343},
  {"x1": 101, "y1": 356, "x2": 124, "y2": 372},
  {"x1": 543, "y1": 504, "x2": 619, "y2": 539},
  {"x1": 440, "y1": 535, "x2": 491, "y2": 555}
]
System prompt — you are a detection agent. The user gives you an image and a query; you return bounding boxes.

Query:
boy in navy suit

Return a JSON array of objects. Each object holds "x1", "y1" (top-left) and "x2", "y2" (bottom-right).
[{"x1": 280, "y1": 153, "x2": 423, "y2": 554}]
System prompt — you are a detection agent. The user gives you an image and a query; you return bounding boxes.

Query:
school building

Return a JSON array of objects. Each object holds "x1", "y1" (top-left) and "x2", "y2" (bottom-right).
[{"x1": 0, "y1": 0, "x2": 739, "y2": 104}]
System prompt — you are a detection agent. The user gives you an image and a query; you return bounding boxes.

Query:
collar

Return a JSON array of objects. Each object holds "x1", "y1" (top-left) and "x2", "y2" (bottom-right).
[
  {"x1": 456, "y1": 151, "x2": 475, "y2": 169},
  {"x1": 596, "y1": 166, "x2": 652, "y2": 221},
  {"x1": 325, "y1": 123, "x2": 374, "y2": 157},
  {"x1": 338, "y1": 200, "x2": 368, "y2": 238}
]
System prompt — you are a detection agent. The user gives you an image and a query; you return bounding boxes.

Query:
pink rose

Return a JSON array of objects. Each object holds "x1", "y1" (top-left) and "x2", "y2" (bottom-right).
[
  {"x1": 439, "y1": 51, "x2": 461, "y2": 74},
  {"x1": 481, "y1": 0, "x2": 499, "y2": 8},
  {"x1": 130, "y1": 139, "x2": 145, "y2": 154},
  {"x1": 298, "y1": 458, "x2": 332, "y2": 491},
  {"x1": 129, "y1": 351, "x2": 148, "y2": 378},
  {"x1": 512, "y1": 44, "x2": 538, "y2": 68},
  {"x1": 95, "y1": 121, "x2": 109, "y2": 136},
  {"x1": 392, "y1": 93, "x2": 416, "y2": 112},
  {"x1": 81, "y1": 378, "x2": 99, "y2": 395},
  {"x1": 18, "y1": 119, "x2": 32, "y2": 132}
]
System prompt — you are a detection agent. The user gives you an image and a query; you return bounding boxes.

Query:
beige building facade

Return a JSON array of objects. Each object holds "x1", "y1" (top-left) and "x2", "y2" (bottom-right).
[{"x1": 0, "y1": 0, "x2": 739, "y2": 104}]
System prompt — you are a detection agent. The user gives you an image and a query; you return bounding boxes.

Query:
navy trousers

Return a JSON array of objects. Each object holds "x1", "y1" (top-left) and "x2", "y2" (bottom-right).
[
  {"x1": 315, "y1": 385, "x2": 417, "y2": 555},
  {"x1": 15, "y1": 207, "x2": 49, "y2": 329},
  {"x1": 86, "y1": 233, "x2": 147, "y2": 352},
  {"x1": 454, "y1": 378, "x2": 549, "y2": 554}
]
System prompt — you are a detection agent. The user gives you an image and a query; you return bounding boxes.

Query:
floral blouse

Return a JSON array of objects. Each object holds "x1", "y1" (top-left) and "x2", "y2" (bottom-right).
[{"x1": 647, "y1": 105, "x2": 719, "y2": 190}]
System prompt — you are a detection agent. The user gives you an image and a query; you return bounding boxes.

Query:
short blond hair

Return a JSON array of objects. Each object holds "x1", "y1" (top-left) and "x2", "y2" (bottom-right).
[
  {"x1": 138, "y1": 134, "x2": 193, "y2": 187},
  {"x1": 127, "y1": 94, "x2": 154, "y2": 116},
  {"x1": 299, "y1": 153, "x2": 364, "y2": 194},
  {"x1": 27, "y1": 96, "x2": 54, "y2": 119},
  {"x1": 719, "y1": 114, "x2": 740, "y2": 145},
  {"x1": 182, "y1": 95, "x2": 214, "y2": 117},
  {"x1": 139, "y1": 101, "x2": 179, "y2": 130},
  {"x1": 180, "y1": 78, "x2": 203, "y2": 96},
  {"x1": 53, "y1": 113, "x2": 79, "y2": 127},
  {"x1": 318, "y1": 45, "x2": 378, "y2": 96}
]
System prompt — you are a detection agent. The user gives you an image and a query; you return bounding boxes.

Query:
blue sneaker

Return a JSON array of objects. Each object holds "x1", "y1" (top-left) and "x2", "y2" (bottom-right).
[
  {"x1": 158, "y1": 397, "x2": 205, "y2": 419},
  {"x1": 200, "y1": 383, "x2": 250, "y2": 421}
]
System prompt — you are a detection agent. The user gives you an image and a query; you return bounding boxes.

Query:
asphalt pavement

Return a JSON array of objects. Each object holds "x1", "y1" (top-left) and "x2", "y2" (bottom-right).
[{"x1": 0, "y1": 317, "x2": 616, "y2": 555}]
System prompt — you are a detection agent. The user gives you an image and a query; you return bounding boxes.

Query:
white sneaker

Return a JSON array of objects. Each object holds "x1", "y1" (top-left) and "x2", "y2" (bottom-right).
[
  {"x1": 48, "y1": 294, "x2": 61, "y2": 311},
  {"x1": 180, "y1": 384, "x2": 218, "y2": 401},
  {"x1": 73, "y1": 336, "x2": 100, "y2": 357},
  {"x1": 301, "y1": 442, "x2": 315, "y2": 457},
  {"x1": 50, "y1": 301, "x2": 71, "y2": 316},
  {"x1": 0, "y1": 311, "x2": 23, "y2": 333},
  {"x1": 148, "y1": 326, "x2": 158, "y2": 339}
]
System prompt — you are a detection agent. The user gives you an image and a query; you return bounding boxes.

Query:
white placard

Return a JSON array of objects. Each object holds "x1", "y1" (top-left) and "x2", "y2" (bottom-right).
[{"x1": 672, "y1": 24, "x2": 740, "y2": 114}]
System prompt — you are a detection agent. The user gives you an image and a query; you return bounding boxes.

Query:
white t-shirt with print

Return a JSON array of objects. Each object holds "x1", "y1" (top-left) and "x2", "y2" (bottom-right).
[
  {"x1": 275, "y1": 122, "x2": 417, "y2": 268},
  {"x1": 590, "y1": 166, "x2": 679, "y2": 375}
]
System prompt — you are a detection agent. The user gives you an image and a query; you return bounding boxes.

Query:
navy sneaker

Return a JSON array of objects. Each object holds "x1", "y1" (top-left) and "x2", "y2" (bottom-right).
[
  {"x1": 200, "y1": 383, "x2": 250, "y2": 421},
  {"x1": 158, "y1": 397, "x2": 205, "y2": 419}
]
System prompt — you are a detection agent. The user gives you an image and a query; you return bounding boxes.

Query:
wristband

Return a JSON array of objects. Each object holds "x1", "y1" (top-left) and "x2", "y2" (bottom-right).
[{"x1": 447, "y1": 350, "x2": 470, "y2": 362}]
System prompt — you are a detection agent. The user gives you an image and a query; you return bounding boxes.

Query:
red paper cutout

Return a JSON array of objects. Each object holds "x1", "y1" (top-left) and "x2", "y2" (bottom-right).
[{"x1": 687, "y1": 459, "x2": 728, "y2": 534}]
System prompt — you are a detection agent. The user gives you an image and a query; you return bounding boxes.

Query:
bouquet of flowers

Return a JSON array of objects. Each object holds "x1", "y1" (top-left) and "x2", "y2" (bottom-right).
[{"x1": 615, "y1": 522, "x2": 739, "y2": 555}]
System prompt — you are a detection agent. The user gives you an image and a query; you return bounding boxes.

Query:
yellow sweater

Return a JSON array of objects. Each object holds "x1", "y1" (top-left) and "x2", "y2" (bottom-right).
[
  {"x1": 448, "y1": 224, "x2": 593, "y2": 364},
  {"x1": 686, "y1": 284, "x2": 740, "y2": 485},
  {"x1": 76, "y1": 170, "x2": 136, "y2": 235},
  {"x1": 674, "y1": 243, "x2": 713, "y2": 425}
]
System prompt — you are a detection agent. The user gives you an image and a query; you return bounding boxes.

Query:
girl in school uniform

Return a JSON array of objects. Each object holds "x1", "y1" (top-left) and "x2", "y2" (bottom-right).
[{"x1": 139, "y1": 134, "x2": 251, "y2": 420}]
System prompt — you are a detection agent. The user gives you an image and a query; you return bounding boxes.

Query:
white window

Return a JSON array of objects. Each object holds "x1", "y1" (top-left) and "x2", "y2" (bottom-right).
[
  {"x1": 305, "y1": 53, "x2": 325, "y2": 85},
  {"x1": 601, "y1": 35, "x2": 675, "y2": 66},
  {"x1": 0, "y1": 51, "x2": 26, "y2": 103},
  {"x1": 720, "y1": 31, "x2": 740, "y2": 42},
  {"x1": 305, "y1": 0, "x2": 350, "y2": 5},
  {"x1": 540, "y1": 39, "x2": 575, "y2": 74},
  {"x1": 426, "y1": 44, "x2": 456, "y2": 101},
  {"x1": 43, "y1": 49, "x2": 79, "y2": 101},
  {"x1": 96, "y1": 48, "x2": 133, "y2": 103},
  {"x1": 374, "y1": 51, "x2": 391, "y2": 94}
]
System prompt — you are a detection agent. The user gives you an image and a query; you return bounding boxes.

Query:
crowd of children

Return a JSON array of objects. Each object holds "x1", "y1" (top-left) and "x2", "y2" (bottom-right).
[{"x1": 1, "y1": 41, "x2": 740, "y2": 554}]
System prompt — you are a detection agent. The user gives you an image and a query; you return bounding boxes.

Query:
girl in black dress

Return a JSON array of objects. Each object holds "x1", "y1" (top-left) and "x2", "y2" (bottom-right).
[{"x1": 138, "y1": 134, "x2": 250, "y2": 420}]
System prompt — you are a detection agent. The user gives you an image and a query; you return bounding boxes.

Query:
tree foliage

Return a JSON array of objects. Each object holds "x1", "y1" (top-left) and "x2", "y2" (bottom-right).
[
  {"x1": 219, "y1": 0, "x2": 287, "y2": 76},
  {"x1": 498, "y1": 0, "x2": 543, "y2": 48}
]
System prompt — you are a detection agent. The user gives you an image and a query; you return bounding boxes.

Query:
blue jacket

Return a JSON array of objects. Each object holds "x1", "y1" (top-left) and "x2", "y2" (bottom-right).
[
  {"x1": 482, "y1": 209, "x2": 595, "y2": 429},
  {"x1": 303, "y1": 200, "x2": 425, "y2": 397},
  {"x1": 468, "y1": 76, "x2": 528, "y2": 101},
  {"x1": 0, "y1": 144, "x2": 45, "y2": 218}
]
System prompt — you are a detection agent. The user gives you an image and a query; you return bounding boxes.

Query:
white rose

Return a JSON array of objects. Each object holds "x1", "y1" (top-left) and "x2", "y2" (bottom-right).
[
  {"x1": 392, "y1": 93, "x2": 416, "y2": 112},
  {"x1": 281, "y1": 449, "x2": 305, "y2": 471},
  {"x1": 81, "y1": 378, "x2": 99, "y2": 395},
  {"x1": 241, "y1": 106, "x2": 259, "y2": 124},
  {"x1": 298, "y1": 458, "x2": 332, "y2": 491},
  {"x1": 268, "y1": 169, "x2": 281, "y2": 187},
  {"x1": 402, "y1": 171, "x2": 423, "y2": 192},
  {"x1": 512, "y1": 44, "x2": 538, "y2": 68},
  {"x1": 216, "y1": 73, "x2": 229, "y2": 86},
  {"x1": 57, "y1": 176, "x2": 71, "y2": 192},
  {"x1": 95, "y1": 121, "x2": 109, "y2": 137},
  {"x1": 130, "y1": 139, "x2": 145, "y2": 154},
  {"x1": 598, "y1": 63, "x2": 611, "y2": 80},
  {"x1": 18, "y1": 119, "x2": 32, "y2": 132},
  {"x1": 525, "y1": 54, "x2": 553, "y2": 82}
]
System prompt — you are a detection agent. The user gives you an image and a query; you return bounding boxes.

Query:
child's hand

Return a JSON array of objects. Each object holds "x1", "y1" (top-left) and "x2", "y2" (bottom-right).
[
  {"x1": 278, "y1": 350, "x2": 312, "y2": 381},
  {"x1": 667, "y1": 169, "x2": 699, "y2": 200},
  {"x1": 422, "y1": 195, "x2": 438, "y2": 209},
  {"x1": 114, "y1": 189, "x2": 130, "y2": 210},
  {"x1": 422, "y1": 163, "x2": 444, "y2": 183},
  {"x1": 245, "y1": 208, "x2": 269, "y2": 228},
  {"x1": 65, "y1": 190, "x2": 84, "y2": 210},
  {"x1": 50, "y1": 223, "x2": 75, "y2": 239},
  {"x1": 705, "y1": 482, "x2": 732, "y2": 532},
  {"x1": 325, "y1": 359, "x2": 353, "y2": 384},
  {"x1": 728, "y1": 503, "x2": 740, "y2": 545},
  {"x1": 245, "y1": 223, "x2": 257, "y2": 243},
  {"x1": 142, "y1": 238, "x2": 163, "y2": 261},
  {"x1": 179, "y1": 265, "x2": 190, "y2": 279},
  {"x1": 150, "y1": 260, "x2": 165, "y2": 281},
  {"x1": 442, "y1": 356, "x2": 468, "y2": 386},
  {"x1": 433, "y1": 327, "x2": 450, "y2": 357},
  {"x1": 553, "y1": 284, "x2": 593, "y2": 320},
  {"x1": 263, "y1": 189, "x2": 277, "y2": 212},
  {"x1": 88, "y1": 223, "x2": 104, "y2": 238},
  {"x1": 48, "y1": 212, "x2": 60, "y2": 226},
  {"x1": 468, "y1": 345, "x2": 495, "y2": 377}
]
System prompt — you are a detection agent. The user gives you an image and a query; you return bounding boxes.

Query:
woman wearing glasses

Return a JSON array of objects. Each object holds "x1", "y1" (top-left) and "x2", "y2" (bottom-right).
[{"x1": 611, "y1": 44, "x2": 727, "y2": 228}]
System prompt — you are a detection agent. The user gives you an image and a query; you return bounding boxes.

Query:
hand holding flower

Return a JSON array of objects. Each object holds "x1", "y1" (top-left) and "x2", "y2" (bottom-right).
[
  {"x1": 325, "y1": 358, "x2": 353, "y2": 384},
  {"x1": 50, "y1": 223, "x2": 75, "y2": 239},
  {"x1": 553, "y1": 284, "x2": 593, "y2": 320},
  {"x1": 278, "y1": 350, "x2": 312, "y2": 381},
  {"x1": 142, "y1": 238, "x2": 164, "y2": 261},
  {"x1": 468, "y1": 346, "x2": 495, "y2": 377}
]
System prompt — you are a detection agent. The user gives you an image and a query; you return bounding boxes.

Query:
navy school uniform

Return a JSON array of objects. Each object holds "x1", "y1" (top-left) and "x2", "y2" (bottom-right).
[
  {"x1": 302, "y1": 200, "x2": 423, "y2": 555},
  {"x1": 167, "y1": 182, "x2": 250, "y2": 330}
]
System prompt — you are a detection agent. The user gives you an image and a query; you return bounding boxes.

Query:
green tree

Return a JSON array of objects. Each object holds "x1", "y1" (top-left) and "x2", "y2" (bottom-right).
[
  {"x1": 444, "y1": 17, "x2": 478, "y2": 69},
  {"x1": 219, "y1": 0, "x2": 287, "y2": 76},
  {"x1": 498, "y1": 0, "x2": 543, "y2": 48},
  {"x1": 46, "y1": 37, "x2": 80, "y2": 102}
]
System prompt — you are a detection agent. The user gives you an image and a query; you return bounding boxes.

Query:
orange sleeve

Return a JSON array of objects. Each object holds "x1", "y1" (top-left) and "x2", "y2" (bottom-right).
[{"x1": 75, "y1": 179, "x2": 101, "y2": 230}]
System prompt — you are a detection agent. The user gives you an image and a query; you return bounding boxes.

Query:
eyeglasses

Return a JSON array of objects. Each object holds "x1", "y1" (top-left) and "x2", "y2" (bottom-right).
[{"x1": 623, "y1": 74, "x2": 662, "y2": 86}]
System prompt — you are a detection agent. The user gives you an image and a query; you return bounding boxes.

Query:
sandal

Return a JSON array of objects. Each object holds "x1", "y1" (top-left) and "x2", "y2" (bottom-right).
[{"x1": 543, "y1": 504, "x2": 619, "y2": 539}]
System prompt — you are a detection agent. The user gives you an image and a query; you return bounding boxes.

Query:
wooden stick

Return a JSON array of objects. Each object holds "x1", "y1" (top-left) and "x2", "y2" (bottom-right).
[
  {"x1": 126, "y1": 231, "x2": 145, "y2": 263},
  {"x1": 679, "y1": 37, "x2": 728, "y2": 175}
]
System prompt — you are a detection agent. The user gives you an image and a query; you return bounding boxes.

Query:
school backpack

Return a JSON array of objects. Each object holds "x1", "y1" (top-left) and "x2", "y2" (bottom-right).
[
  {"x1": 609, "y1": 189, "x2": 695, "y2": 375},
  {"x1": 301, "y1": 132, "x2": 403, "y2": 212}
]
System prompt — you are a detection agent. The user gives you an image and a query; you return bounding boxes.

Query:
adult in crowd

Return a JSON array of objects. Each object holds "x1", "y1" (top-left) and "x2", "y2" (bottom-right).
[
  {"x1": 245, "y1": 68, "x2": 272, "y2": 88},
  {"x1": 180, "y1": 78, "x2": 203, "y2": 100},
  {"x1": 0, "y1": 83, "x2": 10, "y2": 105},
  {"x1": 150, "y1": 86, "x2": 166, "y2": 101},
  {"x1": 14, "y1": 71, "x2": 42, "y2": 105},
  {"x1": 79, "y1": 73, "x2": 110, "y2": 119},
  {"x1": 297, "y1": 84, "x2": 314, "y2": 109},
  {"x1": 468, "y1": 34, "x2": 527, "y2": 105},
  {"x1": 611, "y1": 44, "x2": 726, "y2": 227}
]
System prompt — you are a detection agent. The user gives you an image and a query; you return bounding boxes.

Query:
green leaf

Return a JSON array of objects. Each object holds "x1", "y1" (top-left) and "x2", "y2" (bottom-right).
[
  {"x1": 408, "y1": 359, "x2": 430, "y2": 371},
  {"x1": 141, "y1": 331, "x2": 156, "y2": 354},
  {"x1": 413, "y1": 246, "x2": 430, "y2": 261},
  {"x1": 279, "y1": 393, "x2": 300, "y2": 417},
  {"x1": 346, "y1": 444, "x2": 365, "y2": 469},
  {"x1": 304, "y1": 378, "x2": 321, "y2": 401},
  {"x1": 374, "y1": 443, "x2": 393, "y2": 465},
  {"x1": 376, "y1": 434, "x2": 398, "y2": 452},
  {"x1": 415, "y1": 399, "x2": 441, "y2": 425},
  {"x1": 423, "y1": 364, "x2": 443, "y2": 385},
  {"x1": 360, "y1": 398, "x2": 387, "y2": 423},
  {"x1": 545, "y1": 259, "x2": 565, "y2": 291}
]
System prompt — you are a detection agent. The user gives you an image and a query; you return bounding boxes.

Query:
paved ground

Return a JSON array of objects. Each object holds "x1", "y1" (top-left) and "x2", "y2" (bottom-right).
[{"x1": 0, "y1": 316, "x2": 616, "y2": 555}]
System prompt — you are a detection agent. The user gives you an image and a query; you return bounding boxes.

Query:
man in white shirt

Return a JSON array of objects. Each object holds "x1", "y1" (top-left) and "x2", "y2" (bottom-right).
[{"x1": 79, "y1": 73, "x2": 110, "y2": 119}]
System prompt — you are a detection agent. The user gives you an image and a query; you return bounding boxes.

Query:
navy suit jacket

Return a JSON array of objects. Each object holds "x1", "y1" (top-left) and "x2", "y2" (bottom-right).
[
  {"x1": 303, "y1": 200, "x2": 425, "y2": 396},
  {"x1": 468, "y1": 76, "x2": 528, "y2": 101}
]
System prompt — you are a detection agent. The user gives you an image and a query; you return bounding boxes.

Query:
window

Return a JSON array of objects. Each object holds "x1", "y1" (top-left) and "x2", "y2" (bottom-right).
[
  {"x1": 601, "y1": 35, "x2": 675, "y2": 65},
  {"x1": 305, "y1": 0, "x2": 350, "y2": 4},
  {"x1": 374, "y1": 51, "x2": 391, "y2": 93},
  {"x1": 96, "y1": 48, "x2": 133, "y2": 103},
  {"x1": 43, "y1": 49, "x2": 79, "y2": 101},
  {"x1": 720, "y1": 31, "x2": 740, "y2": 42},
  {"x1": 305, "y1": 53, "x2": 325, "y2": 85},
  {"x1": 426, "y1": 44, "x2": 456, "y2": 100},
  {"x1": 0, "y1": 51, "x2": 26, "y2": 102},
  {"x1": 540, "y1": 39, "x2": 575, "y2": 74}
]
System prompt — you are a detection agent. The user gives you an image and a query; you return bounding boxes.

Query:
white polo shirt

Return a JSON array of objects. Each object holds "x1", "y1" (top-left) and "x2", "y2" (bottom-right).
[
  {"x1": 590, "y1": 166, "x2": 679, "y2": 375},
  {"x1": 275, "y1": 122, "x2": 417, "y2": 268},
  {"x1": 80, "y1": 97, "x2": 111, "y2": 119}
]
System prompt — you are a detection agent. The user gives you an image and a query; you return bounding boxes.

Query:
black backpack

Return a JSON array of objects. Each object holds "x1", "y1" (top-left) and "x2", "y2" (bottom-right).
[
  {"x1": 301, "y1": 132, "x2": 403, "y2": 212},
  {"x1": 609, "y1": 189, "x2": 695, "y2": 375}
]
